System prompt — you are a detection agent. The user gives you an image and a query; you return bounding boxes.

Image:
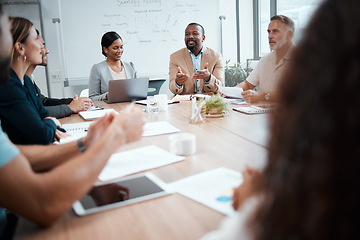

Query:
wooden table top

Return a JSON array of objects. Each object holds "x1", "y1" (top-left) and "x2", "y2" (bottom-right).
[{"x1": 14, "y1": 100, "x2": 269, "y2": 240}]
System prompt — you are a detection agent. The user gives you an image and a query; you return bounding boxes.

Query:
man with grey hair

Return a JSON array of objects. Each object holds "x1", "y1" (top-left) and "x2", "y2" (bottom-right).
[{"x1": 225, "y1": 15, "x2": 295, "y2": 103}]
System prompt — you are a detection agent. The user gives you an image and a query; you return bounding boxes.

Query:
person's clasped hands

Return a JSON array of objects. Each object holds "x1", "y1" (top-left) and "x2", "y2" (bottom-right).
[{"x1": 68, "y1": 94, "x2": 93, "y2": 113}]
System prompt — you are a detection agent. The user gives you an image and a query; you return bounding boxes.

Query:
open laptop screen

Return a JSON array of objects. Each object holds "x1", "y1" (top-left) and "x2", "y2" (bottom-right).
[{"x1": 105, "y1": 77, "x2": 149, "y2": 103}]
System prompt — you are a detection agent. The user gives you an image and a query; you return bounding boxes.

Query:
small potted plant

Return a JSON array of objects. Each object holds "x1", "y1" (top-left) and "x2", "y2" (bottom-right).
[
  {"x1": 224, "y1": 60, "x2": 252, "y2": 87},
  {"x1": 205, "y1": 95, "x2": 230, "y2": 117}
]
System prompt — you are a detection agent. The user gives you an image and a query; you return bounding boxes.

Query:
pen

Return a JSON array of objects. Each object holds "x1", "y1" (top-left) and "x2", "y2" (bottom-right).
[
  {"x1": 125, "y1": 101, "x2": 135, "y2": 113},
  {"x1": 57, "y1": 126, "x2": 67, "y2": 133}
]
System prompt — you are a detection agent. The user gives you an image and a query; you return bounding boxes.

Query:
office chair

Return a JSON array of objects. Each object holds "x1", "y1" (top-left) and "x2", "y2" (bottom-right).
[
  {"x1": 79, "y1": 88, "x2": 89, "y2": 98},
  {"x1": 147, "y1": 79, "x2": 165, "y2": 96}
]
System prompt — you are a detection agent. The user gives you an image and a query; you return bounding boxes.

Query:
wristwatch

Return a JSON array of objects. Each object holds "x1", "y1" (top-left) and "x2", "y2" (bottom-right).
[
  {"x1": 77, "y1": 138, "x2": 86, "y2": 152},
  {"x1": 264, "y1": 92, "x2": 271, "y2": 101}
]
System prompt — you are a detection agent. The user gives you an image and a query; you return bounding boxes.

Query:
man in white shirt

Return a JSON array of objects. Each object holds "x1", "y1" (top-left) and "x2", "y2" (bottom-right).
[{"x1": 229, "y1": 15, "x2": 295, "y2": 103}]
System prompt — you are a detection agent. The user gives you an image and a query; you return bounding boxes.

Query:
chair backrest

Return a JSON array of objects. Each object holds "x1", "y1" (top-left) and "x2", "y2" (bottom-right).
[
  {"x1": 147, "y1": 79, "x2": 166, "y2": 96},
  {"x1": 80, "y1": 88, "x2": 89, "y2": 98}
]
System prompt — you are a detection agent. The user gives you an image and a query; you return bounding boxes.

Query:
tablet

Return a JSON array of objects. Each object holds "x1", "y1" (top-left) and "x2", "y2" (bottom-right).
[{"x1": 73, "y1": 173, "x2": 171, "y2": 216}]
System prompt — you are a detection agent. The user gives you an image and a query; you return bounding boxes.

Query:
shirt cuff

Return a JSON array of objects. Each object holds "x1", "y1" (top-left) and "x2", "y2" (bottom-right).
[
  {"x1": 175, "y1": 81, "x2": 183, "y2": 89},
  {"x1": 204, "y1": 75, "x2": 211, "y2": 84}
]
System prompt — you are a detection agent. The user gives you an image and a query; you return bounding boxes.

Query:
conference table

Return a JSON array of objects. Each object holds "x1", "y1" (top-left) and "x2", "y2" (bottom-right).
[{"x1": 14, "y1": 100, "x2": 269, "y2": 240}]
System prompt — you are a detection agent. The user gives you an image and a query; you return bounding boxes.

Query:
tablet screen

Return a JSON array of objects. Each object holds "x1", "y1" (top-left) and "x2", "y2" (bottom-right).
[{"x1": 73, "y1": 174, "x2": 169, "y2": 215}]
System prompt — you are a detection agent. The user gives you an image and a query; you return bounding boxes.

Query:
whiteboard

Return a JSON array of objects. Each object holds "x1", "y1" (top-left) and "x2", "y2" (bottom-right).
[{"x1": 59, "y1": 0, "x2": 220, "y2": 81}]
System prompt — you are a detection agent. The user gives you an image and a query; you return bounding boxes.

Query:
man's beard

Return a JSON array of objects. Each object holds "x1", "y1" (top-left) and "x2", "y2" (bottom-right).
[
  {"x1": 186, "y1": 40, "x2": 199, "y2": 51},
  {"x1": 0, "y1": 56, "x2": 11, "y2": 84}
]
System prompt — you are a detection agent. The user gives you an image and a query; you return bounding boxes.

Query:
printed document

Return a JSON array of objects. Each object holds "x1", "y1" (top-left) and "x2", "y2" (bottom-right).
[
  {"x1": 168, "y1": 168, "x2": 243, "y2": 216},
  {"x1": 219, "y1": 86, "x2": 244, "y2": 99}
]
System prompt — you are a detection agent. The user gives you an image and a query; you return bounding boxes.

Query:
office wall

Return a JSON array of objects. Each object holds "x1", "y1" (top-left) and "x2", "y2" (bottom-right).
[
  {"x1": 5, "y1": 0, "x2": 254, "y2": 98},
  {"x1": 60, "y1": 0, "x2": 219, "y2": 82}
]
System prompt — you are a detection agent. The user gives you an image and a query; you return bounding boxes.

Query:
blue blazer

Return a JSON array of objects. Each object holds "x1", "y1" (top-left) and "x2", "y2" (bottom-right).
[{"x1": 0, "y1": 68, "x2": 57, "y2": 145}]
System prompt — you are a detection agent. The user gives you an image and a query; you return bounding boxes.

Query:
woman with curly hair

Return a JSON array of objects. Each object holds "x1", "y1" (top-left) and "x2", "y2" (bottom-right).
[{"x1": 202, "y1": 0, "x2": 360, "y2": 239}]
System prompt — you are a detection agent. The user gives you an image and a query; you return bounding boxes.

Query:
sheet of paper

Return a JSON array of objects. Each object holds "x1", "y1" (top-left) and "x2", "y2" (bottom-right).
[
  {"x1": 79, "y1": 108, "x2": 117, "y2": 120},
  {"x1": 135, "y1": 99, "x2": 179, "y2": 105},
  {"x1": 59, "y1": 122, "x2": 93, "y2": 144},
  {"x1": 172, "y1": 94, "x2": 192, "y2": 101},
  {"x1": 219, "y1": 86, "x2": 244, "y2": 99},
  {"x1": 226, "y1": 98, "x2": 247, "y2": 105},
  {"x1": 142, "y1": 121, "x2": 180, "y2": 137},
  {"x1": 168, "y1": 168, "x2": 243, "y2": 216},
  {"x1": 98, "y1": 145, "x2": 185, "y2": 181}
]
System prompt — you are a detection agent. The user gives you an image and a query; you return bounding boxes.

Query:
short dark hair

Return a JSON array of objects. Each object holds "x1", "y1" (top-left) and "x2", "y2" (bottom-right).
[
  {"x1": 101, "y1": 31, "x2": 122, "y2": 57},
  {"x1": 271, "y1": 15, "x2": 295, "y2": 32},
  {"x1": 187, "y1": 23, "x2": 205, "y2": 36}
]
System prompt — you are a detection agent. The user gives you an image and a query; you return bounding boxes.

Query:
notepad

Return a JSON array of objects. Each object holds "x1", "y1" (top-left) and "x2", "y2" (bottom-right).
[
  {"x1": 233, "y1": 105, "x2": 274, "y2": 114},
  {"x1": 98, "y1": 145, "x2": 185, "y2": 181},
  {"x1": 60, "y1": 122, "x2": 93, "y2": 144},
  {"x1": 79, "y1": 109, "x2": 117, "y2": 120}
]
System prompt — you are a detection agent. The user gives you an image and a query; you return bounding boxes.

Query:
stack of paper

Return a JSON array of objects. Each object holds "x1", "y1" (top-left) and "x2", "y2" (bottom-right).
[
  {"x1": 98, "y1": 145, "x2": 185, "y2": 181},
  {"x1": 168, "y1": 168, "x2": 243, "y2": 216}
]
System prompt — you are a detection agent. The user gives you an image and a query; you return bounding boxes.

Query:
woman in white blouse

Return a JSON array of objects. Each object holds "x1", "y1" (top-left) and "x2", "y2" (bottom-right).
[{"x1": 89, "y1": 31, "x2": 137, "y2": 101}]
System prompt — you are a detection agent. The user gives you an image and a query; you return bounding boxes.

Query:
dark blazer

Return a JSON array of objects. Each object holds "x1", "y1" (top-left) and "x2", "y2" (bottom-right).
[
  {"x1": 33, "y1": 81, "x2": 73, "y2": 119},
  {"x1": 0, "y1": 68, "x2": 57, "y2": 145}
]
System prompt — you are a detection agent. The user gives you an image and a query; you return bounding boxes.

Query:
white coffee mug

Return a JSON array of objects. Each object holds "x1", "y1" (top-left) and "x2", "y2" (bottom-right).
[
  {"x1": 169, "y1": 133, "x2": 196, "y2": 155},
  {"x1": 155, "y1": 94, "x2": 168, "y2": 112}
]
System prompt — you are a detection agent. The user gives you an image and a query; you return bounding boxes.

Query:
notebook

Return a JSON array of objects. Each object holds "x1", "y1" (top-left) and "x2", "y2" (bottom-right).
[
  {"x1": 233, "y1": 105, "x2": 274, "y2": 114},
  {"x1": 104, "y1": 78, "x2": 149, "y2": 104}
]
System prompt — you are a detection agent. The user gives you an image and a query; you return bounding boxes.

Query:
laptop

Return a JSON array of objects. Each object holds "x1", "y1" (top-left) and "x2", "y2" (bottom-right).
[{"x1": 104, "y1": 78, "x2": 149, "y2": 104}]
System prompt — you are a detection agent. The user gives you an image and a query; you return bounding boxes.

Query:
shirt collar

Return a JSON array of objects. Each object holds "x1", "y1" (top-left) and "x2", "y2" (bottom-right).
[
  {"x1": 188, "y1": 47, "x2": 204, "y2": 57},
  {"x1": 283, "y1": 44, "x2": 295, "y2": 60}
]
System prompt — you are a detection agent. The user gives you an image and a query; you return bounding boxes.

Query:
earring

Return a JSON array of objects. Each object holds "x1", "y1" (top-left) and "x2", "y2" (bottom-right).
[{"x1": 23, "y1": 56, "x2": 27, "y2": 62}]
